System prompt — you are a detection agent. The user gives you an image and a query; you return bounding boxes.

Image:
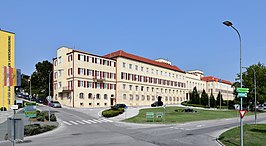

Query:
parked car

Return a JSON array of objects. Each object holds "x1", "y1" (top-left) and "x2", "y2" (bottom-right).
[
  {"x1": 111, "y1": 104, "x2": 127, "y2": 109},
  {"x1": 36, "y1": 98, "x2": 45, "y2": 104},
  {"x1": 50, "y1": 101, "x2": 62, "y2": 108},
  {"x1": 151, "y1": 101, "x2": 163, "y2": 107}
]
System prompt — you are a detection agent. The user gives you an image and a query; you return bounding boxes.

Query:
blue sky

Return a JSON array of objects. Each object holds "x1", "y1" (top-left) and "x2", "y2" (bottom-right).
[{"x1": 1, "y1": 1, "x2": 265, "y2": 82}]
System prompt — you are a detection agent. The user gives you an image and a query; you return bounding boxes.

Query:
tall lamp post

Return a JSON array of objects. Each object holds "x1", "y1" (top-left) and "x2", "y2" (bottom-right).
[
  {"x1": 243, "y1": 67, "x2": 257, "y2": 124},
  {"x1": 223, "y1": 20, "x2": 243, "y2": 146},
  {"x1": 48, "y1": 70, "x2": 53, "y2": 122}
]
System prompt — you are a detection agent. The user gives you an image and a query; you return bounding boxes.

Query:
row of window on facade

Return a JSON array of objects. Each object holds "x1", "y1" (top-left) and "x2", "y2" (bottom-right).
[
  {"x1": 122, "y1": 94, "x2": 184, "y2": 102},
  {"x1": 72, "y1": 54, "x2": 116, "y2": 67},
  {"x1": 122, "y1": 62, "x2": 185, "y2": 79},
  {"x1": 187, "y1": 81, "x2": 206, "y2": 90},
  {"x1": 76, "y1": 68, "x2": 116, "y2": 79},
  {"x1": 77, "y1": 80, "x2": 116, "y2": 90},
  {"x1": 80, "y1": 102, "x2": 108, "y2": 107},
  {"x1": 121, "y1": 72, "x2": 186, "y2": 88},
  {"x1": 122, "y1": 84, "x2": 186, "y2": 95},
  {"x1": 79, "y1": 93, "x2": 114, "y2": 100}
]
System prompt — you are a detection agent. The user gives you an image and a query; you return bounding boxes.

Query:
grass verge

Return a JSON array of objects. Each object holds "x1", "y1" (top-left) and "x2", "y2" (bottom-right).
[
  {"x1": 124, "y1": 106, "x2": 257, "y2": 124},
  {"x1": 219, "y1": 124, "x2": 266, "y2": 146}
]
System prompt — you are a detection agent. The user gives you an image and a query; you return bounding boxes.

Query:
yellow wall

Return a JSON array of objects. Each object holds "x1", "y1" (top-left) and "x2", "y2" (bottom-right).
[{"x1": 0, "y1": 30, "x2": 15, "y2": 110}]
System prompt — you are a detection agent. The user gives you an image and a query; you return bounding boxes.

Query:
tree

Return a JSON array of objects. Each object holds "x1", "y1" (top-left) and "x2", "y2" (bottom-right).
[
  {"x1": 216, "y1": 91, "x2": 223, "y2": 107},
  {"x1": 190, "y1": 87, "x2": 200, "y2": 104},
  {"x1": 234, "y1": 62, "x2": 266, "y2": 106},
  {"x1": 30, "y1": 60, "x2": 53, "y2": 98},
  {"x1": 201, "y1": 89, "x2": 209, "y2": 106},
  {"x1": 210, "y1": 93, "x2": 216, "y2": 108}
]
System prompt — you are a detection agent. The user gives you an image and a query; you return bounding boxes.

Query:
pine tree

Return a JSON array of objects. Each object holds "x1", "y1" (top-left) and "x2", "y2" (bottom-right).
[
  {"x1": 210, "y1": 93, "x2": 216, "y2": 107},
  {"x1": 216, "y1": 91, "x2": 224, "y2": 107},
  {"x1": 201, "y1": 89, "x2": 209, "y2": 106}
]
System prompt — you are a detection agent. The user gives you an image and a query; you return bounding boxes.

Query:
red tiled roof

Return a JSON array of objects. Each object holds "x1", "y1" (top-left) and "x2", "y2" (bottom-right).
[
  {"x1": 201, "y1": 76, "x2": 232, "y2": 85},
  {"x1": 104, "y1": 50, "x2": 184, "y2": 73}
]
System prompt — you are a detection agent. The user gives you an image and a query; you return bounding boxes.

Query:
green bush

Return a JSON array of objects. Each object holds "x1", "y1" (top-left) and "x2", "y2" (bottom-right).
[
  {"x1": 36, "y1": 115, "x2": 45, "y2": 122},
  {"x1": 102, "y1": 109, "x2": 122, "y2": 117},
  {"x1": 50, "y1": 114, "x2": 57, "y2": 121},
  {"x1": 24, "y1": 124, "x2": 56, "y2": 136}
]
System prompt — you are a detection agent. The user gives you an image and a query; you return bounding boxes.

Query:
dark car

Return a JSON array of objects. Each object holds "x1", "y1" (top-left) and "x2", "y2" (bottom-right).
[
  {"x1": 36, "y1": 98, "x2": 45, "y2": 104},
  {"x1": 111, "y1": 104, "x2": 127, "y2": 109},
  {"x1": 151, "y1": 101, "x2": 163, "y2": 107}
]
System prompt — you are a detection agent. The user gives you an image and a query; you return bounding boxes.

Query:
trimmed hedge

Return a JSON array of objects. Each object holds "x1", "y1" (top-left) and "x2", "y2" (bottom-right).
[
  {"x1": 24, "y1": 124, "x2": 56, "y2": 136},
  {"x1": 102, "y1": 108, "x2": 124, "y2": 117}
]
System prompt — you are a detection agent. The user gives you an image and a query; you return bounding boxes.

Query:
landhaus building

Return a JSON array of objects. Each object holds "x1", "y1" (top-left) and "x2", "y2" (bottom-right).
[{"x1": 53, "y1": 47, "x2": 233, "y2": 108}]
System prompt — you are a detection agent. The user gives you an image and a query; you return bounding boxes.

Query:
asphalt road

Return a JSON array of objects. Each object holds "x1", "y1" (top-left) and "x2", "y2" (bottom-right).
[{"x1": 1, "y1": 106, "x2": 266, "y2": 146}]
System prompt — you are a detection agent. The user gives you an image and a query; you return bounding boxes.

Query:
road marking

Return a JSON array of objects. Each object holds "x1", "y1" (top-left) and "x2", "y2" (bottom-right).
[
  {"x1": 92, "y1": 119, "x2": 103, "y2": 123},
  {"x1": 196, "y1": 125, "x2": 204, "y2": 127},
  {"x1": 87, "y1": 120, "x2": 97, "y2": 123},
  {"x1": 82, "y1": 120, "x2": 92, "y2": 124},
  {"x1": 69, "y1": 121, "x2": 79, "y2": 125},
  {"x1": 76, "y1": 121, "x2": 86, "y2": 124},
  {"x1": 63, "y1": 121, "x2": 72, "y2": 126},
  {"x1": 99, "y1": 118, "x2": 113, "y2": 123}
]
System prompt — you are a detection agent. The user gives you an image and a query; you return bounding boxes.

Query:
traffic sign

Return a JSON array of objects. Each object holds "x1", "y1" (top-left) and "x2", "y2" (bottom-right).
[
  {"x1": 24, "y1": 102, "x2": 37, "y2": 118},
  {"x1": 237, "y1": 92, "x2": 247, "y2": 98},
  {"x1": 10, "y1": 105, "x2": 18, "y2": 110},
  {"x1": 239, "y1": 110, "x2": 247, "y2": 119},
  {"x1": 237, "y1": 88, "x2": 249, "y2": 93}
]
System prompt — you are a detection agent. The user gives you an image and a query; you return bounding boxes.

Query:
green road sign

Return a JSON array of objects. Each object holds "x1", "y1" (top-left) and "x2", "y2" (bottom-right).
[
  {"x1": 237, "y1": 88, "x2": 249, "y2": 93},
  {"x1": 238, "y1": 92, "x2": 247, "y2": 98},
  {"x1": 24, "y1": 102, "x2": 37, "y2": 118}
]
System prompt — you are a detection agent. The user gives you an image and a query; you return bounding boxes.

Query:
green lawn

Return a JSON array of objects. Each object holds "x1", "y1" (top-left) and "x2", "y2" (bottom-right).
[
  {"x1": 219, "y1": 124, "x2": 266, "y2": 146},
  {"x1": 124, "y1": 106, "x2": 256, "y2": 124}
]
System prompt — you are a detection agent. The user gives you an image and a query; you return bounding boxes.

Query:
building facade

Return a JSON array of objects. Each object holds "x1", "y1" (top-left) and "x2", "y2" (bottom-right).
[
  {"x1": 53, "y1": 47, "x2": 233, "y2": 108},
  {"x1": 0, "y1": 29, "x2": 15, "y2": 110}
]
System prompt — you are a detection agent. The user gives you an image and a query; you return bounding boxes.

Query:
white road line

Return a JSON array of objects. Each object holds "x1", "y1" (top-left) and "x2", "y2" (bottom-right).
[
  {"x1": 76, "y1": 121, "x2": 86, "y2": 124},
  {"x1": 87, "y1": 120, "x2": 97, "y2": 123},
  {"x1": 69, "y1": 121, "x2": 79, "y2": 125},
  {"x1": 92, "y1": 119, "x2": 103, "y2": 123},
  {"x1": 62, "y1": 121, "x2": 72, "y2": 126},
  {"x1": 82, "y1": 120, "x2": 92, "y2": 124},
  {"x1": 100, "y1": 118, "x2": 113, "y2": 123}
]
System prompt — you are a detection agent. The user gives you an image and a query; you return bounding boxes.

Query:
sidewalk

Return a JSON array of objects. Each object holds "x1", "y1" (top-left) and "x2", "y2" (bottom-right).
[{"x1": 0, "y1": 110, "x2": 15, "y2": 124}]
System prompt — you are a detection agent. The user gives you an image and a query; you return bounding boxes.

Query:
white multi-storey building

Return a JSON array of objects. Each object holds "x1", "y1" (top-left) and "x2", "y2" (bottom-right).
[{"x1": 53, "y1": 47, "x2": 234, "y2": 108}]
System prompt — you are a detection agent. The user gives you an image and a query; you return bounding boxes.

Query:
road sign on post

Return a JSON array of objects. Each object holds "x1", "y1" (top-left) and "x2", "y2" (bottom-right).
[
  {"x1": 239, "y1": 110, "x2": 247, "y2": 119},
  {"x1": 237, "y1": 92, "x2": 247, "y2": 98},
  {"x1": 236, "y1": 88, "x2": 249, "y2": 93},
  {"x1": 24, "y1": 102, "x2": 36, "y2": 118}
]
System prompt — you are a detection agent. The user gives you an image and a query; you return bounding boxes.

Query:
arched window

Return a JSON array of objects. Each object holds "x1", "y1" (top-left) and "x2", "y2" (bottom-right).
[
  {"x1": 123, "y1": 94, "x2": 126, "y2": 100},
  {"x1": 165, "y1": 96, "x2": 168, "y2": 101},
  {"x1": 79, "y1": 93, "x2": 84, "y2": 99},
  {"x1": 130, "y1": 94, "x2": 133, "y2": 100},
  {"x1": 152, "y1": 96, "x2": 155, "y2": 101},
  {"x1": 141, "y1": 95, "x2": 145, "y2": 101},
  {"x1": 104, "y1": 94, "x2": 108, "y2": 100},
  {"x1": 88, "y1": 93, "x2": 93, "y2": 99},
  {"x1": 169, "y1": 97, "x2": 172, "y2": 101},
  {"x1": 136, "y1": 95, "x2": 139, "y2": 100},
  {"x1": 177, "y1": 97, "x2": 179, "y2": 101},
  {"x1": 147, "y1": 95, "x2": 150, "y2": 101},
  {"x1": 173, "y1": 97, "x2": 175, "y2": 101},
  {"x1": 96, "y1": 94, "x2": 100, "y2": 99}
]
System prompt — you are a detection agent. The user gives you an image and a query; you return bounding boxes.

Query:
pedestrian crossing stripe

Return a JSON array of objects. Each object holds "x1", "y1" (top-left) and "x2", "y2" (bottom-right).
[{"x1": 62, "y1": 118, "x2": 113, "y2": 126}]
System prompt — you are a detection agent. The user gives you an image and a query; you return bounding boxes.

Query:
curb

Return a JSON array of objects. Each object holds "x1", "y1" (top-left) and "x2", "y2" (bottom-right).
[{"x1": 216, "y1": 138, "x2": 225, "y2": 146}]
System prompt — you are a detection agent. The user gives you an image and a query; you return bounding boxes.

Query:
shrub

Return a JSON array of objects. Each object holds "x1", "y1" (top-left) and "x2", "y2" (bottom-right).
[
  {"x1": 36, "y1": 115, "x2": 45, "y2": 121},
  {"x1": 102, "y1": 109, "x2": 121, "y2": 117},
  {"x1": 50, "y1": 114, "x2": 57, "y2": 121},
  {"x1": 24, "y1": 124, "x2": 56, "y2": 136}
]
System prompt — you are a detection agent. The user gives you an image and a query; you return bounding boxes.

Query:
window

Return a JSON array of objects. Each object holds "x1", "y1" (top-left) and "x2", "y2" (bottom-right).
[
  {"x1": 129, "y1": 64, "x2": 132, "y2": 69},
  {"x1": 147, "y1": 95, "x2": 150, "y2": 100},
  {"x1": 79, "y1": 93, "x2": 84, "y2": 99},
  {"x1": 152, "y1": 96, "x2": 155, "y2": 101},
  {"x1": 141, "y1": 95, "x2": 145, "y2": 101},
  {"x1": 96, "y1": 94, "x2": 100, "y2": 99},
  {"x1": 87, "y1": 82, "x2": 92, "y2": 88},
  {"x1": 97, "y1": 83, "x2": 100, "y2": 89},
  {"x1": 87, "y1": 69, "x2": 92, "y2": 76},
  {"x1": 156, "y1": 70, "x2": 158, "y2": 75},
  {"x1": 130, "y1": 94, "x2": 133, "y2": 100},
  {"x1": 135, "y1": 65, "x2": 138, "y2": 70},
  {"x1": 58, "y1": 82, "x2": 62, "y2": 89},
  {"x1": 151, "y1": 69, "x2": 154, "y2": 74},
  {"x1": 103, "y1": 60, "x2": 107, "y2": 65},
  {"x1": 123, "y1": 84, "x2": 126, "y2": 90},
  {"x1": 68, "y1": 55, "x2": 72, "y2": 62},
  {"x1": 141, "y1": 67, "x2": 144, "y2": 71},
  {"x1": 88, "y1": 93, "x2": 93, "y2": 99},
  {"x1": 165, "y1": 96, "x2": 168, "y2": 101},
  {"x1": 136, "y1": 95, "x2": 139, "y2": 100},
  {"x1": 123, "y1": 94, "x2": 126, "y2": 100},
  {"x1": 161, "y1": 71, "x2": 163, "y2": 75},
  {"x1": 104, "y1": 83, "x2": 108, "y2": 89},
  {"x1": 80, "y1": 103, "x2": 83, "y2": 106},
  {"x1": 104, "y1": 94, "x2": 108, "y2": 100},
  {"x1": 129, "y1": 85, "x2": 132, "y2": 90},
  {"x1": 146, "y1": 87, "x2": 149, "y2": 92},
  {"x1": 135, "y1": 86, "x2": 138, "y2": 91},
  {"x1": 58, "y1": 56, "x2": 62, "y2": 64},
  {"x1": 123, "y1": 62, "x2": 126, "y2": 68},
  {"x1": 141, "y1": 86, "x2": 144, "y2": 91},
  {"x1": 146, "y1": 68, "x2": 149, "y2": 73}
]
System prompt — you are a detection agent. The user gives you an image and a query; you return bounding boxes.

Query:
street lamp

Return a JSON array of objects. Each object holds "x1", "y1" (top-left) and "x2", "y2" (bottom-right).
[
  {"x1": 243, "y1": 67, "x2": 257, "y2": 124},
  {"x1": 223, "y1": 20, "x2": 243, "y2": 146},
  {"x1": 48, "y1": 70, "x2": 53, "y2": 122}
]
